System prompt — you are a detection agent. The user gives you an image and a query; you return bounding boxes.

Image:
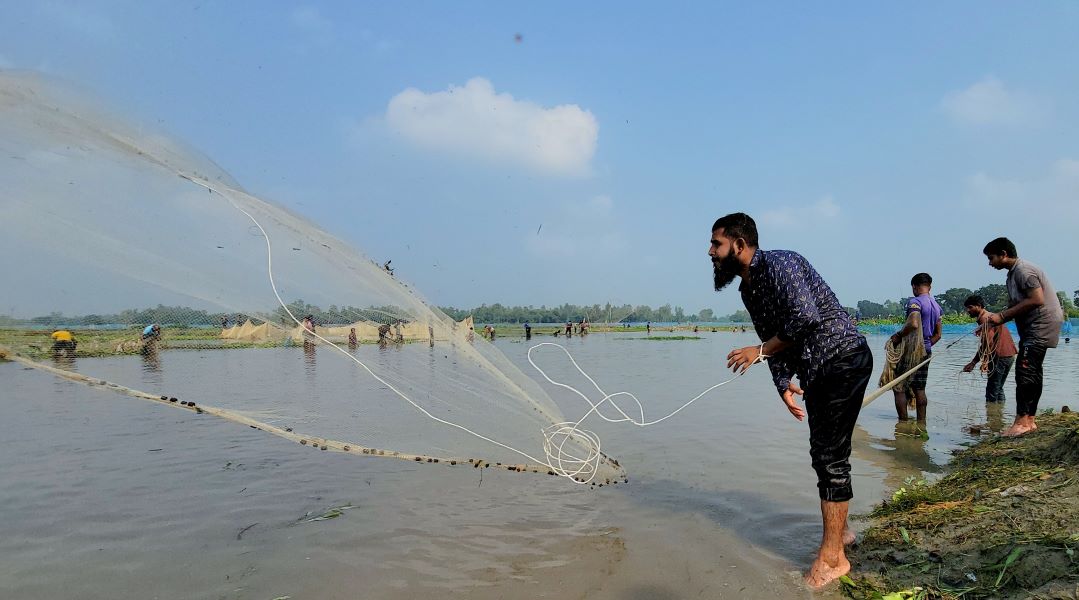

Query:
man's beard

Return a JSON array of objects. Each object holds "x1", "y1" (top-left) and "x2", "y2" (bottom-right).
[{"x1": 713, "y1": 250, "x2": 741, "y2": 292}]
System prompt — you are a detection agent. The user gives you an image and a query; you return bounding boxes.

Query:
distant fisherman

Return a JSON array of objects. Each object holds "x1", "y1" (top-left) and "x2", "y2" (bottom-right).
[
  {"x1": 524, "y1": 322, "x2": 532, "y2": 340},
  {"x1": 982, "y1": 237, "x2": 1063, "y2": 437},
  {"x1": 140, "y1": 324, "x2": 162, "y2": 356},
  {"x1": 711, "y1": 212, "x2": 871, "y2": 589},
  {"x1": 50, "y1": 329, "x2": 77, "y2": 356}
]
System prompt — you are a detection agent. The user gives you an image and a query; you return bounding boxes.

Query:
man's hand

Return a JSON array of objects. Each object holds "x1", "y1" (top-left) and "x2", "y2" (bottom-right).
[
  {"x1": 781, "y1": 383, "x2": 805, "y2": 421},
  {"x1": 727, "y1": 345, "x2": 761, "y2": 373},
  {"x1": 986, "y1": 312, "x2": 1004, "y2": 326},
  {"x1": 962, "y1": 362, "x2": 975, "y2": 373}
]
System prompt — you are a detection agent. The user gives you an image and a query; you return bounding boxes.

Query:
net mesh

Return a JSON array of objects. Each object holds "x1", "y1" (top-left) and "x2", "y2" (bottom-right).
[{"x1": 0, "y1": 70, "x2": 623, "y2": 483}]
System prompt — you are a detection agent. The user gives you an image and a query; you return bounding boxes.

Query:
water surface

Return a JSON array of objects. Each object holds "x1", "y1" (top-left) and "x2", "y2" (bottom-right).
[{"x1": 2, "y1": 331, "x2": 1075, "y2": 599}]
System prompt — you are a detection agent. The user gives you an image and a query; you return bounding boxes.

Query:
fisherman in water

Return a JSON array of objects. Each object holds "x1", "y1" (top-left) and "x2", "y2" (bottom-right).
[{"x1": 710, "y1": 212, "x2": 872, "y2": 589}]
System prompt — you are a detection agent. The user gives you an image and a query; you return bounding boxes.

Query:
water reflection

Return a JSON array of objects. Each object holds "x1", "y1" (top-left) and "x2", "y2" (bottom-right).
[
  {"x1": 140, "y1": 351, "x2": 162, "y2": 387},
  {"x1": 303, "y1": 341, "x2": 317, "y2": 379},
  {"x1": 985, "y1": 401, "x2": 1006, "y2": 433},
  {"x1": 50, "y1": 353, "x2": 77, "y2": 370},
  {"x1": 851, "y1": 422, "x2": 941, "y2": 495}
]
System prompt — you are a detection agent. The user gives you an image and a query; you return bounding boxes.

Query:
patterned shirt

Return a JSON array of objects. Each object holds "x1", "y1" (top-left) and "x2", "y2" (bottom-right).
[{"x1": 739, "y1": 249, "x2": 866, "y2": 395}]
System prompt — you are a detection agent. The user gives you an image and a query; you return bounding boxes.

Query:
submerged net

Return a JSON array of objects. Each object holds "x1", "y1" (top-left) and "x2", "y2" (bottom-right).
[{"x1": 0, "y1": 70, "x2": 623, "y2": 483}]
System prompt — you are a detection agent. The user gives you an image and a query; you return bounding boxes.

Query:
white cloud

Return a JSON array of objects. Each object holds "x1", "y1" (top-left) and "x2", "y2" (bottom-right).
[
  {"x1": 759, "y1": 195, "x2": 841, "y2": 228},
  {"x1": 384, "y1": 78, "x2": 598, "y2": 176},
  {"x1": 941, "y1": 77, "x2": 1046, "y2": 126},
  {"x1": 966, "y1": 159, "x2": 1079, "y2": 218}
]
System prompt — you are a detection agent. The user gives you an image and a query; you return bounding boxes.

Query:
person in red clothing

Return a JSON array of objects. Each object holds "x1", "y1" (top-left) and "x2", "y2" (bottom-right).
[{"x1": 962, "y1": 295, "x2": 1017, "y2": 404}]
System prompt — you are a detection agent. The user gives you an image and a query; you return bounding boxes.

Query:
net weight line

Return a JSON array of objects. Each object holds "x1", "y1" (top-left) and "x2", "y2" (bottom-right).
[{"x1": 0, "y1": 345, "x2": 572, "y2": 477}]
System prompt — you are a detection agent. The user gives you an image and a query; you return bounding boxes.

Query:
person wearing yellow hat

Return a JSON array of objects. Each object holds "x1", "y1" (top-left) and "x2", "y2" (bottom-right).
[{"x1": 50, "y1": 330, "x2": 77, "y2": 356}]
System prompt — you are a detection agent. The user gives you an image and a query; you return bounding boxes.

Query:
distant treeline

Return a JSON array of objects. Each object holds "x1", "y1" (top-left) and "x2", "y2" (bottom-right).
[
  {"x1": 3, "y1": 287, "x2": 1076, "y2": 328},
  {"x1": 2, "y1": 305, "x2": 232, "y2": 328},
  {"x1": 855, "y1": 285, "x2": 1079, "y2": 320},
  {"x1": 439, "y1": 303, "x2": 722, "y2": 324}
]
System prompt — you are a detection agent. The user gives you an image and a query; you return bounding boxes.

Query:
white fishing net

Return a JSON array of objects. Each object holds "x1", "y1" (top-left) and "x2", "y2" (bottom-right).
[{"x1": 0, "y1": 70, "x2": 623, "y2": 483}]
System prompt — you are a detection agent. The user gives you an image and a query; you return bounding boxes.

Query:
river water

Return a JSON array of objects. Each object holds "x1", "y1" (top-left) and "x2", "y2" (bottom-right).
[{"x1": 1, "y1": 331, "x2": 1075, "y2": 599}]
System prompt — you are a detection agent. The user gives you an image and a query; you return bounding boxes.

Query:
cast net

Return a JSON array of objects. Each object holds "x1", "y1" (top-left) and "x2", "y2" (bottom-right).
[{"x1": 0, "y1": 70, "x2": 623, "y2": 483}]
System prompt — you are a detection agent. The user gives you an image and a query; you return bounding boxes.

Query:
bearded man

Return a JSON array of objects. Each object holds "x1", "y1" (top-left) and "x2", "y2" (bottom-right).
[{"x1": 710, "y1": 212, "x2": 872, "y2": 589}]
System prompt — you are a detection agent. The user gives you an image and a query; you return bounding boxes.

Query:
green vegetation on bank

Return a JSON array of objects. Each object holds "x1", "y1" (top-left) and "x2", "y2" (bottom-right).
[
  {"x1": 844, "y1": 412, "x2": 1079, "y2": 599},
  {"x1": 1, "y1": 285, "x2": 1075, "y2": 330}
]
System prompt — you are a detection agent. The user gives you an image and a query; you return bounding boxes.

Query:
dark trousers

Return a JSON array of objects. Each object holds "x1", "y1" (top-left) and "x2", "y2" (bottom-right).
[
  {"x1": 1015, "y1": 342, "x2": 1047, "y2": 416},
  {"x1": 805, "y1": 344, "x2": 874, "y2": 502},
  {"x1": 985, "y1": 355, "x2": 1014, "y2": 403}
]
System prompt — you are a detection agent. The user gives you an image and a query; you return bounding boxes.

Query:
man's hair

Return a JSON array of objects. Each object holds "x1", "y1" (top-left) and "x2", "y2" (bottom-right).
[
  {"x1": 712, "y1": 213, "x2": 759, "y2": 247},
  {"x1": 983, "y1": 237, "x2": 1018, "y2": 258},
  {"x1": 910, "y1": 272, "x2": 933, "y2": 287},
  {"x1": 964, "y1": 295, "x2": 985, "y2": 308}
]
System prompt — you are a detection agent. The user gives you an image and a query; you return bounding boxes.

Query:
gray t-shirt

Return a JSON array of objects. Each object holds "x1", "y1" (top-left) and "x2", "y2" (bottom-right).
[{"x1": 1006, "y1": 259, "x2": 1062, "y2": 348}]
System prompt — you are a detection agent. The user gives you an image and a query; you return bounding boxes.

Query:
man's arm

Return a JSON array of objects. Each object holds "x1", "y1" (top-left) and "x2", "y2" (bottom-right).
[
  {"x1": 987, "y1": 287, "x2": 1045, "y2": 326},
  {"x1": 727, "y1": 335, "x2": 798, "y2": 411},
  {"x1": 931, "y1": 318, "x2": 942, "y2": 346},
  {"x1": 889, "y1": 310, "x2": 921, "y2": 346},
  {"x1": 964, "y1": 323, "x2": 990, "y2": 372},
  {"x1": 727, "y1": 335, "x2": 793, "y2": 372}
]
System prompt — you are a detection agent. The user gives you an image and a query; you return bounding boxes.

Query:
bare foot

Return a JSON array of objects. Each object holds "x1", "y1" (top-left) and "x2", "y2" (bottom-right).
[
  {"x1": 1002, "y1": 422, "x2": 1037, "y2": 437},
  {"x1": 804, "y1": 555, "x2": 851, "y2": 589},
  {"x1": 843, "y1": 527, "x2": 856, "y2": 546}
]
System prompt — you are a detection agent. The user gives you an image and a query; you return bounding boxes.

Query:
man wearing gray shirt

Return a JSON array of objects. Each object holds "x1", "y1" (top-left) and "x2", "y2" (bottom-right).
[{"x1": 982, "y1": 237, "x2": 1063, "y2": 436}]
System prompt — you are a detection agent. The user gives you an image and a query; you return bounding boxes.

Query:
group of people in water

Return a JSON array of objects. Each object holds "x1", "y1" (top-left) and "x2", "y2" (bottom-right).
[
  {"x1": 50, "y1": 323, "x2": 162, "y2": 358},
  {"x1": 709, "y1": 212, "x2": 1067, "y2": 589}
]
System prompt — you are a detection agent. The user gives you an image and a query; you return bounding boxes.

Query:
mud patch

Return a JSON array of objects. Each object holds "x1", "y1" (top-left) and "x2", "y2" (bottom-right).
[{"x1": 845, "y1": 413, "x2": 1079, "y2": 599}]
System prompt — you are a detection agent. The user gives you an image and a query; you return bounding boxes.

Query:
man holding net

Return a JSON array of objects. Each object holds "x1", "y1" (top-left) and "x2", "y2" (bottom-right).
[
  {"x1": 888, "y1": 273, "x2": 942, "y2": 423},
  {"x1": 982, "y1": 237, "x2": 1063, "y2": 437},
  {"x1": 710, "y1": 212, "x2": 872, "y2": 589},
  {"x1": 962, "y1": 294, "x2": 1017, "y2": 405}
]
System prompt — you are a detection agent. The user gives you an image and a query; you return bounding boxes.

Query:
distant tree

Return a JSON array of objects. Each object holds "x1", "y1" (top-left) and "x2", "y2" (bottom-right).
[
  {"x1": 974, "y1": 284, "x2": 1009, "y2": 312},
  {"x1": 698, "y1": 308, "x2": 715, "y2": 321},
  {"x1": 857, "y1": 300, "x2": 886, "y2": 319},
  {"x1": 1057, "y1": 291, "x2": 1078, "y2": 318},
  {"x1": 654, "y1": 304, "x2": 674, "y2": 322},
  {"x1": 937, "y1": 287, "x2": 975, "y2": 315},
  {"x1": 725, "y1": 309, "x2": 752, "y2": 323}
]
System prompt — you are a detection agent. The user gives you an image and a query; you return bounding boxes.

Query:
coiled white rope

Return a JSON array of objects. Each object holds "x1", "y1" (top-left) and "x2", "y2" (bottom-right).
[{"x1": 528, "y1": 342, "x2": 769, "y2": 476}]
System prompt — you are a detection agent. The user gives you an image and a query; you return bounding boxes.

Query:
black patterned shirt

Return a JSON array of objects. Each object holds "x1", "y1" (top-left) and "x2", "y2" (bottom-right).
[{"x1": 738, "y1": 249, "x2": 865, "y2": 395}]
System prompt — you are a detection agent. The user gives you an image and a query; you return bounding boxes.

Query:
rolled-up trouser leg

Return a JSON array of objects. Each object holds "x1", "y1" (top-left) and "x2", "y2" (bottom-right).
[
  {"x1": 1015, "y1": 342, "x2": 1047, "y2": 417},
  {"x1": 805, "y1": 345, "x2": 874, "y2": 502}
]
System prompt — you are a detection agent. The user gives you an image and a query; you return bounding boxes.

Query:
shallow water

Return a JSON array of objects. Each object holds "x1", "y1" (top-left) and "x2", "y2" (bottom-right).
[{"x1": 2, "y1": 331, "x2": 1076, "y2": 599}]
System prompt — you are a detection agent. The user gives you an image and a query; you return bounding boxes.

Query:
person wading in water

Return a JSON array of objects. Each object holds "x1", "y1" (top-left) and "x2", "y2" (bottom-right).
[{"x1": 710, "y1": 212, "x2": 872, "y2": 589}]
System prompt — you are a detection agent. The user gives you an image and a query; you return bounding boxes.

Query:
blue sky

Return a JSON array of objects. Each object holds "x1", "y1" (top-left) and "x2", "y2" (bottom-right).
[{"x1": 3, "y1": 2, "x2": 1078, "y2": 316}]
